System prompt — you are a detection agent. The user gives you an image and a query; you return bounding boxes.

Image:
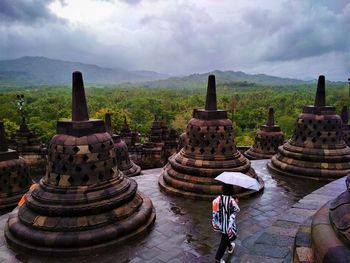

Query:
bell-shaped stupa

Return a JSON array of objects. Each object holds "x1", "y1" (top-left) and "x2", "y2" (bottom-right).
[
  {"x1": 5, "y1": 72, "x2": 155, "y2": 256},
  {"x1": 268, "y1": 75, "x2": 350, "y2": 180},
  {"x1": 105, "y1": 113, "x2": 141, "y2": 177},
  {"x1": 244, "y1": 107, "x2": 284, "y2": 160},
  {"x1": 341, "y1": 106, "x2": 350, "y2": 147},
  {"x1": 148, "y1": 115, "x2": 168, "y2": 143},
  {"x1": 0, "y1": 121, "x2": 31, "y2": 210},
  {"x1": 159, "y1": 75, "x2": 264, "y2": 200},
  {"x1": 10, "y1": 117, "x2": 47, "y2": 180}
]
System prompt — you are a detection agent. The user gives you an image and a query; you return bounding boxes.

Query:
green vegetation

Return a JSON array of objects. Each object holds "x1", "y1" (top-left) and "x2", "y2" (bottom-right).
[{"x1": 0, "y1": 81, "x2": 348, "y2": 145}]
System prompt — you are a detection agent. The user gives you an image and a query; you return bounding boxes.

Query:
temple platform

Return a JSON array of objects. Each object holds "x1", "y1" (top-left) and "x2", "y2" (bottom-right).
[{"x1": 0, "y1": 160, "x2": 338, "y2": 262}]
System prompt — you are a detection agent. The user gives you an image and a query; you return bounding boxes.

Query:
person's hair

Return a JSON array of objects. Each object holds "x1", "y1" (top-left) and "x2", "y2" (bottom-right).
[{"x1": 222, "y1": 183, "x2": 236, "y2": 196}]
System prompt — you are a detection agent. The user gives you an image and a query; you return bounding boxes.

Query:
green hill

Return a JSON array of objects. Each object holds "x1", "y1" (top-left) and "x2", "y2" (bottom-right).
[{"x1": 0, "y1": 56, "x2": 168, "y2": 86}]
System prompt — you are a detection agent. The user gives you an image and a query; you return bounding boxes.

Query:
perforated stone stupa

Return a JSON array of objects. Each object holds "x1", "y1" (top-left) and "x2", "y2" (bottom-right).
[
  {"x1": 119, "y1": 116, "x2": 140, "y2": 149},
  {"x1": 341, "y1": 106, "x2": 350, "y2": 147},
  {"x1": 10, "y1": 117, "x2": 47, "y2": 180},
  {"x1": 159, "y1": 75, "x2": 264, "y2": 200},
  {"x1": 114, "y1": 135, "x2": 141, "y2": 177},
  {"x1": 148, "y1": 116, "x2": 168, "y2": 143},
  {"x1": 244, "y1": 107, "x2": 284, "y2": 160},
  {"x1": 105, "y1": 113, "x2": 141, "y2": 177},
  {"x1": 0, "y1": 121, "x2": 31, "y2": 211},
  {"x1": 5, "y1": 72, "x2": 155, "y2": 256},
  {"x1": 268, "y1": 75, "x2": 350, "y2": 180}
]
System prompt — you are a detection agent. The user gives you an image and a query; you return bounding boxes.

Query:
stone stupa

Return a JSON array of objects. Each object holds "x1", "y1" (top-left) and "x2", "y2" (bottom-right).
[
  {"x1": 120, "y1": 117, "x2": 140, "y2": 148},
  {"x1": 311, "y1": 174, "x2": 350, "y2": 261},
  {"x1": 268, "y1": 75, "x2": 350, "y2": 180},
  {"x1": 159, "y1": 75, "x2": 264, "y2": 200},
  {"x1": 0, "y1": 121, "x2": 31, "y2": 211},
  {"x1": 341, "y1": 106, "x2": 350, "y2": 147},
  {"x1": 105, "y1": 113, "x2": 141, "y2": 177},
  {"x1": 10, "y1": 117, "x2": 47, "y2": 180},
  {"x1": 5, "y1": 72, "x2": 155, "y2": 256},
  {"x1": 244, "y1": 107, "x2": 284, "y2": 160},
  {"x1": 148, "y1": 115, "x2": 167, "y2": 143}
]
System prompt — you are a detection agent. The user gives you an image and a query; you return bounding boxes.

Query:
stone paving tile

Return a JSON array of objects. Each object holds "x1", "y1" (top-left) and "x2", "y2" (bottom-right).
[
  {"x1": 265, "y1": 226, "x2": 299, "y2": 237},
  {"x1": 0, "y1": 160, "x2": 331, "y2": 262},
  {"x1": 236, "y1": 254, "x2": 284, "y2": 263},
  {"x1": 255, "y1": 233, "x2": 294, "y2": 247},
  {"x1": 250, "y1": 243, "x2": 290, "y2": 258},
  {"x1": 292, "y1": 202, "x2": 320, "y2": 210}
]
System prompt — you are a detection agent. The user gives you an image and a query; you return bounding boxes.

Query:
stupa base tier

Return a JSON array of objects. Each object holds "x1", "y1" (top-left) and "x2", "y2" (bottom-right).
[
  {"x1": 171, "y1": 153, "x2": 252, "y2": 175},
  {"x1": 159, "y1": 168, "x2": 264, "y2": 200},
  {"x1": 4, "y1": 194, "x2": 156, "y2": 257},
  {"x1": 311, "y1": 202, "x2": 350, "y2": 262},
  {"x1": 244, "y1": 149, "x2": 274, "y2": 160},
  {"x1": 267, "y1": 160, "x2": 346, "y2": 181},
  {"x1": 0, "y1": 192, "x2": 27, "y2": 211},
  {"x1": 121, "y1": 163, "x2": 141, "y2": 177}
]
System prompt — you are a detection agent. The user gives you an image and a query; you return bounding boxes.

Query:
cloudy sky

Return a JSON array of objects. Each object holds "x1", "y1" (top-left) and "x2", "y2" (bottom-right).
[{"x1": 0, "y1": 0, "x2": 349, "y2": 80}]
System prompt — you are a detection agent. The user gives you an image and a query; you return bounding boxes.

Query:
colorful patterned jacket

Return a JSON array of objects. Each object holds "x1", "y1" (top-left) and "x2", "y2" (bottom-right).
[{"x1": 212, "y1": 195, "x2": 240, "y2": 238}]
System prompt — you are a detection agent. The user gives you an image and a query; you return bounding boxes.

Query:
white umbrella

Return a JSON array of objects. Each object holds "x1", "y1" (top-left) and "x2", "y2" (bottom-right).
[{"x1": 215, "y1": 172, "x2": 261, "y2": 191}]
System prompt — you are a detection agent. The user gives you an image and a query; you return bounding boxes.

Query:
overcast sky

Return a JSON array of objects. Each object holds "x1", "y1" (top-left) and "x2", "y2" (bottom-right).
[{"x1": 0, "y1": 0, "x2": 349, "y2": 80}]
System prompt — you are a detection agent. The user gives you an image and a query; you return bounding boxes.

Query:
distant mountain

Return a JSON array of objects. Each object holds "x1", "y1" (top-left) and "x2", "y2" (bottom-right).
[
  {"x1": 0, "y1": 56, "x2": 309, "y2": 87},
  {"x1": 141, "y1": 70, "x2": 307, "y2": 88},
  {"x1": 0, "y1": 56, "x2": 169, "y2": 86}
]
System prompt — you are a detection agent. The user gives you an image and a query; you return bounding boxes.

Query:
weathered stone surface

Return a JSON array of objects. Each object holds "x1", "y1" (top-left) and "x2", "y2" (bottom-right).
[
  {"x1": 4, "y1": 72, "x2": 155, "y2": 256},
  {"x1": 159, "y1": 75, "x2": 264, "y2": 200},
  {"x1": 268, "y1": 75, "x2": 350, "y2": 180},
  {"x1": 312, "y1": 201, "x2": 350, "y2": 262}
]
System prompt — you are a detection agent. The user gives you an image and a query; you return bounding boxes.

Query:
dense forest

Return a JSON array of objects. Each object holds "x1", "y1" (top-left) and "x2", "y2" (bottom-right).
[{"x1": 0, "y1": 81, "x2": 348, "y2": 146}]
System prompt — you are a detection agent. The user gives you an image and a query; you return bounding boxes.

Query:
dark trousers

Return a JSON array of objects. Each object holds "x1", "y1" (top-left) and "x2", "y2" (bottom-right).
[{"x1": 215, "y1": 233, "x2": 236, "y2": 261}]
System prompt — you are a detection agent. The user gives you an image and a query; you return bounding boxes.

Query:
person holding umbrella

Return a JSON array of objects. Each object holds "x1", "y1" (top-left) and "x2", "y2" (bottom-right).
[
  {"x1": 212, "y1": 183, "x2": 240, "y2": 263},
  {"x1": 212, "y1": 172, "x2": 261, "y2": 262}
]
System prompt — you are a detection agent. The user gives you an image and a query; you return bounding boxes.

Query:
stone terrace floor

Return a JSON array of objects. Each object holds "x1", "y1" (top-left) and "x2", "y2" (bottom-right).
[{"x1": 0, "y1": 160, "x2": 327, "y2": 263}]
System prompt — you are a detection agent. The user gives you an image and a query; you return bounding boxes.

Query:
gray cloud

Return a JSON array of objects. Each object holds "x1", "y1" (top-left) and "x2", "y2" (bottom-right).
[
  {"x1": 242, "y1": 2, "x2": 350, "y2": 62},
  {"x1": 0, "y1": 0, "x2": 61, "y2": 24},
  {"x1": 0, "y1": 0, "x2": 348, "y2": 80}
]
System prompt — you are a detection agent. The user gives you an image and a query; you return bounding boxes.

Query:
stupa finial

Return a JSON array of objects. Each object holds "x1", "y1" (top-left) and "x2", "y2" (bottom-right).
[
  {"x1": 205, "y1": 75, "x2": 217, "y2": 110},
  {"x1": 266, "y1": 107, "x2": 275, "y2": 126},
  {"x1": 314, "y1": 75, "x2": 326, "y2": 107},
  {"x1": 341, "y1": 106, "x2": 349, "y2": 125},
  {"x1": 0, "y1": 121, "x2": 8, "y2": 152},
  {"x1": 105, "y1": 112, "x2": 113, "y2": 135},
  {"x1": 72, "y1": 71, "x2": 89, "y2": 121}
]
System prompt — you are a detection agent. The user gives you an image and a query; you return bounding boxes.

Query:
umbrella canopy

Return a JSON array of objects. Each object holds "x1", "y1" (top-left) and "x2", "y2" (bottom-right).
[{"x1": 215, "y1": 172, "x2": 260, "y2": 191}]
